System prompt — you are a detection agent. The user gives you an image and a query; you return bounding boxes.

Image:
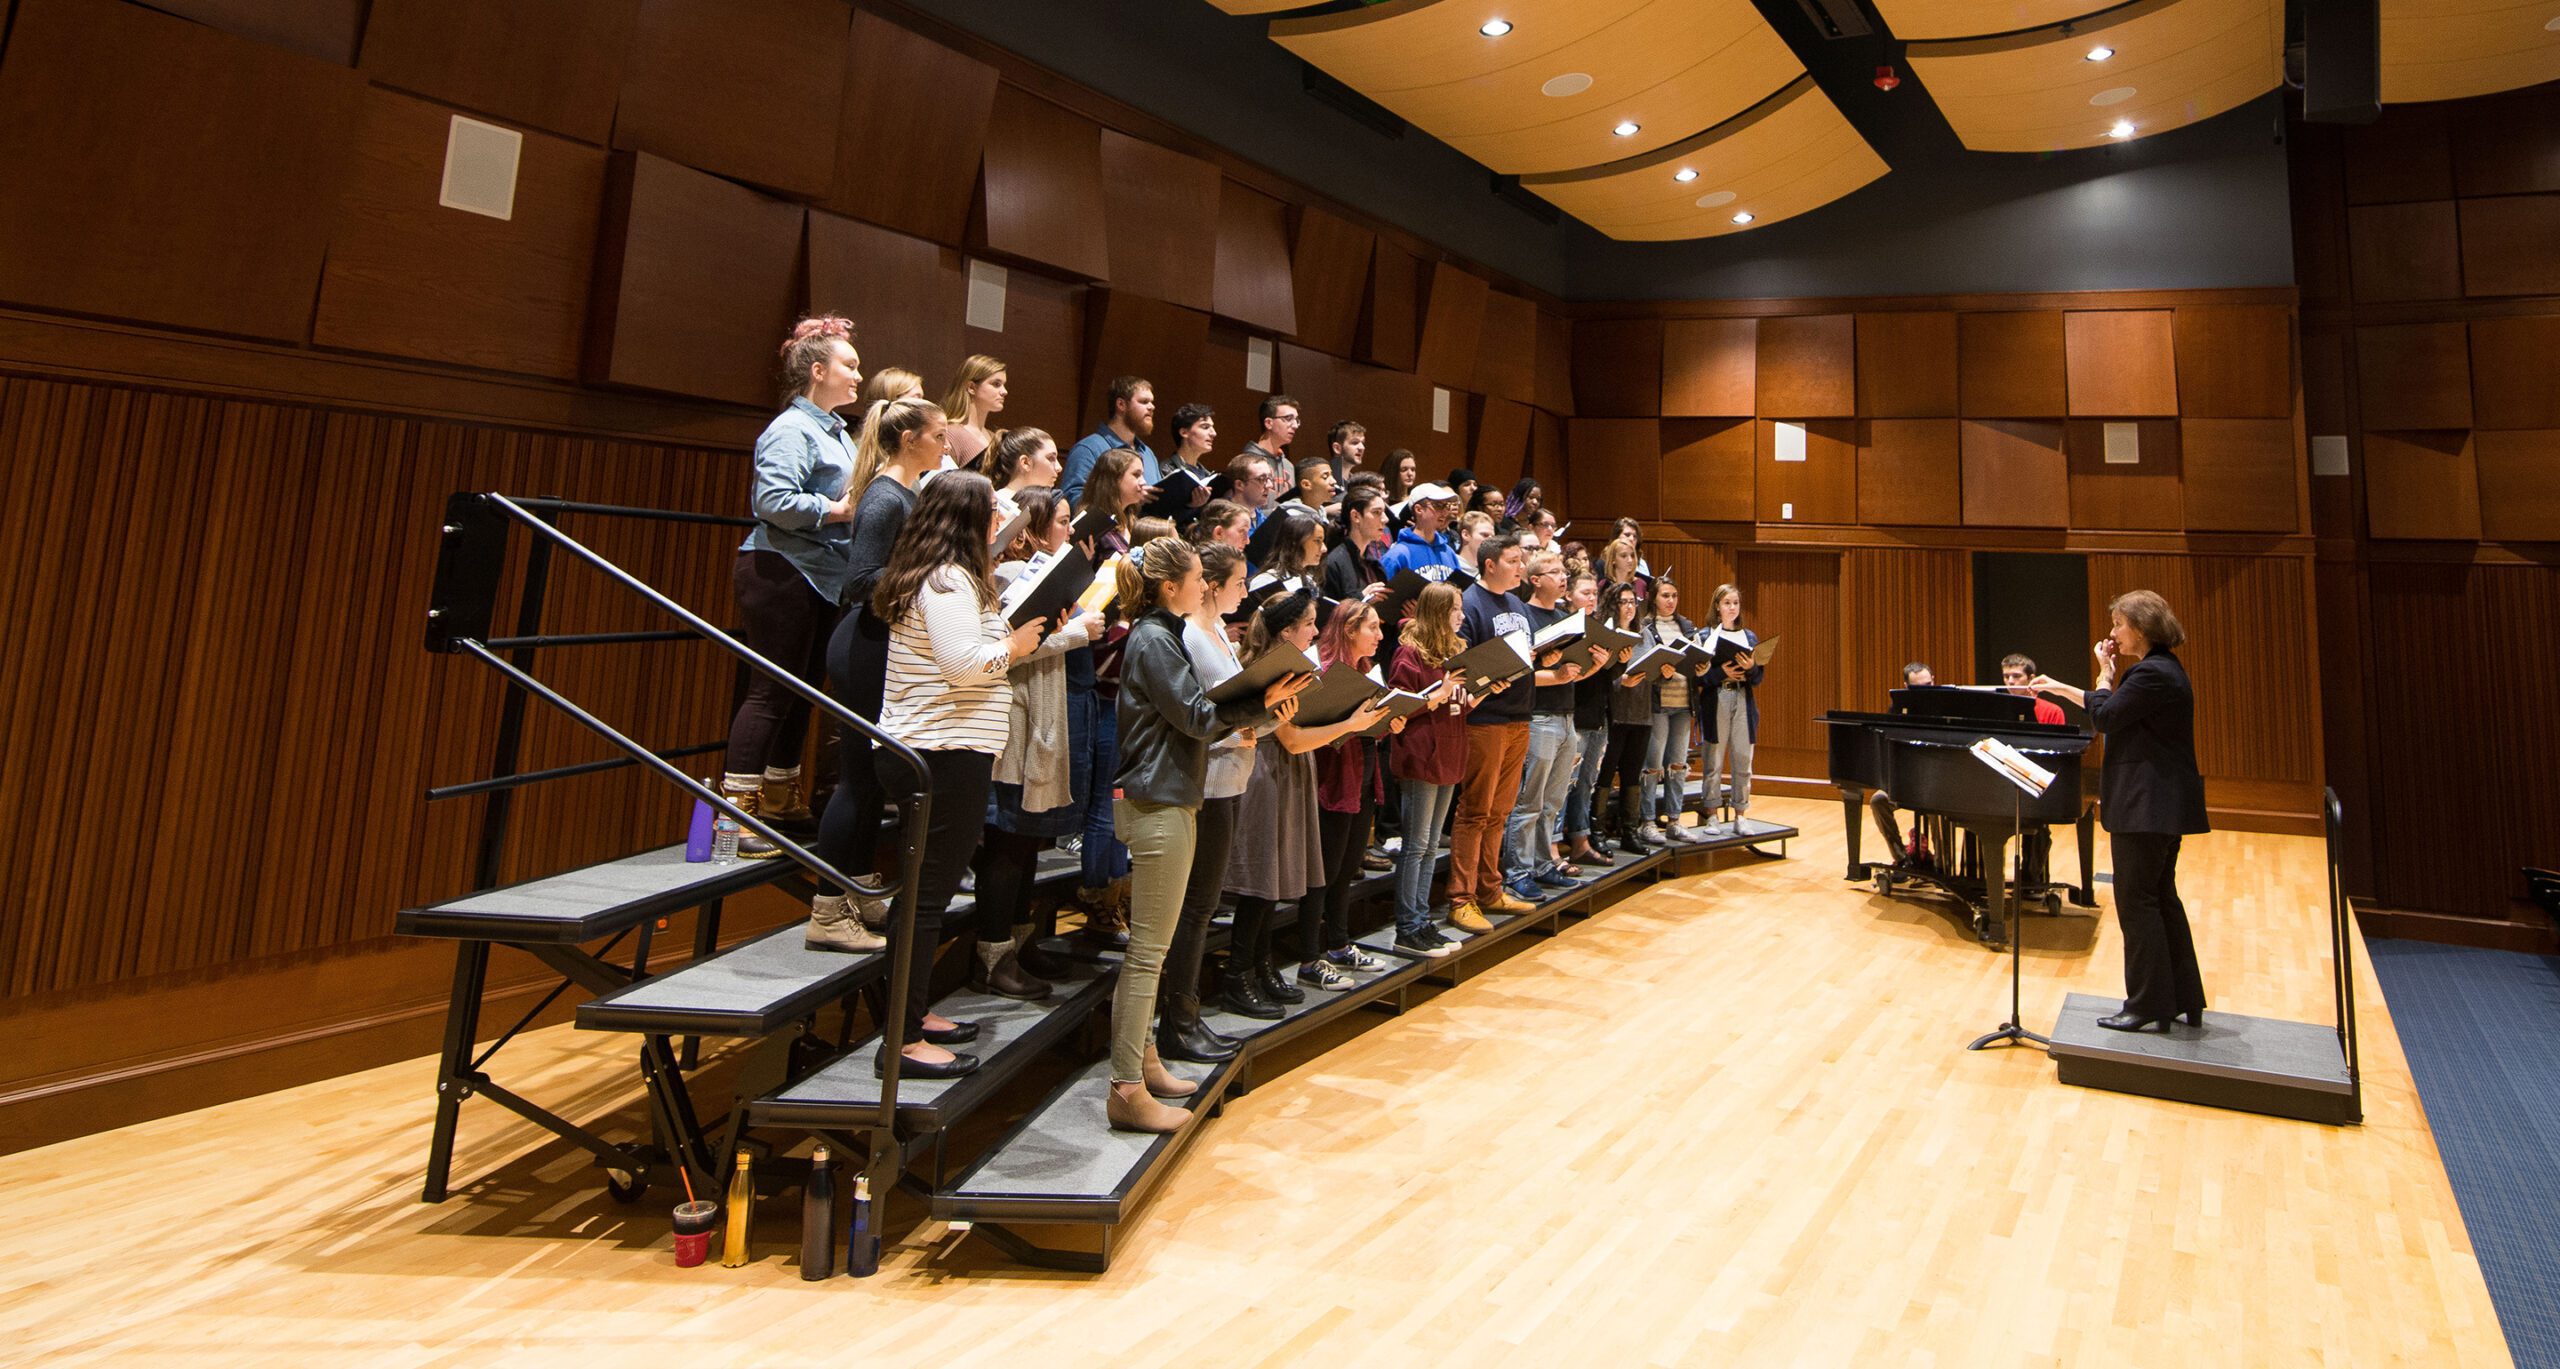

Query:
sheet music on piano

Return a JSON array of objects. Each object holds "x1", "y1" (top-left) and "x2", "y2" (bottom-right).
[{"x1": 1970, "y1": 737, "x2": 2056, "y2": 797}]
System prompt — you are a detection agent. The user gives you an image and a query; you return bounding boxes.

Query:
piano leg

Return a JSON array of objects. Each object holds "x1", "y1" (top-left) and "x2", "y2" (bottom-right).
[
  {"x1": 2073, "y1": 808, "x2": 2100, "y2": 908},
  {"x1": 1838, "y1": 787, "x2": 1867, "y2": 880}
]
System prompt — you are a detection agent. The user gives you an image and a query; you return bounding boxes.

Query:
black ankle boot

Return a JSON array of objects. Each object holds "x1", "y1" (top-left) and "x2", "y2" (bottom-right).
[
  {"x1": 1218, "y1": 960, "x2": 1283, "y2": 1020},
  {"x1": 1157, "y1": 994, "x2": 1241, "y2": 1061},
  {"x1": 1255, "y1": 953, "x2": 1304, "y2": 1006}
]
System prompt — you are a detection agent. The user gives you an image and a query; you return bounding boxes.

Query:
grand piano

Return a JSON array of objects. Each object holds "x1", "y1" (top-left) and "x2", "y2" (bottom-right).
[{"x1": 1822, "y1": 687, "x2": 2099, "y2": 946}]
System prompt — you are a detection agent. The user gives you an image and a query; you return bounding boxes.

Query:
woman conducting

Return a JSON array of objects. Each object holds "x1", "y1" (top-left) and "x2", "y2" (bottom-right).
[{"x1": 2028, "y1": 590, "x2": 2210, "y2": 1032}]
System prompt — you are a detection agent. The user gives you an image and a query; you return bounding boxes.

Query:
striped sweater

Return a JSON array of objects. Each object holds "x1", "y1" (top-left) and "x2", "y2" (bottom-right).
[{"x1": 879, "y1": 566, "x2": 1013, "y2": 754}]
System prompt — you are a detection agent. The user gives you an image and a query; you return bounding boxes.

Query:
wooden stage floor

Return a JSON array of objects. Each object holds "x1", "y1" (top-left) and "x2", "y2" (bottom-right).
[{"x1": 0, "y1": 796, "x2": 2508, "y2": 1366}]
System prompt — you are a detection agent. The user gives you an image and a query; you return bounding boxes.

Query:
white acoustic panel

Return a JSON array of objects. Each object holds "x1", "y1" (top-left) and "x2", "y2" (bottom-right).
[
  {"x1": 966, "y1": 259, "x2": 1008, "y2": 332},
  {"x1": 2104, "y1": 421, "x2": 2141, "y2": 464},
  {"x1": 2311, "y1": 434, "x2": 2350, "y2": 477},
  {"x1": 439, "y1": 115, "x2": 522, "y2": 221},
  {"x1": 1245, "y1": 337, "x2": 1274, "y2": 393}
]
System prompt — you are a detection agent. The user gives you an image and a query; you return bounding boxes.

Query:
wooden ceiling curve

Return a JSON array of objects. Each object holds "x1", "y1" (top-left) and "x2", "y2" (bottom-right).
[
  {"x1": 1266, "y1": 0, "x2": 1805, "y2": 175},
  {"x1": 1517, "y1": 76, "x2": 1889, "y2": 240},
  {"x1": 1906, "y1": 0, "x2": 2284, "y2": 152},
  {"x1": 1871, "y1": 0, "x2": 2134, "y2": 41},
  {"x1": 2380, "y1": 0, "x2": 2560, "y2": 101}
]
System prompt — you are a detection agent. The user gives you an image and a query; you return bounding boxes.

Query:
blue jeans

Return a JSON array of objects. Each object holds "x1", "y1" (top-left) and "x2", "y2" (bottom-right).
[
  {"x1": 1646, "y1": 709, "x2": 1694, "y2": 824},
  {"x1": 1563, "y1": 724, "x2": 1608, "y2": 839},
  {"x1": 1071, "y1": 689, "x2": 1128, "y2": 889},
  {"x1": 1504, "y1": 714, "x2": 1580, "y2": 879},
  {"x1": 1395, "y1": 778, "x2": 1458, "y2": 934}
]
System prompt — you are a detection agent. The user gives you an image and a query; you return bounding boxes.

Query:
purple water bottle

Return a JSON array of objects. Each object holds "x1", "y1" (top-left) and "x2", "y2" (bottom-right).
[{"x1": 685, "y1": 795, "x2": 715, "y2": 862}]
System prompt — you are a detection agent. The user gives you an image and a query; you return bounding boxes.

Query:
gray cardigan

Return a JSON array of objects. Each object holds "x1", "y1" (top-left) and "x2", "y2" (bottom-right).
[{"x1": 1114, "y1": 608, "x2": 1272, "y2": 807}]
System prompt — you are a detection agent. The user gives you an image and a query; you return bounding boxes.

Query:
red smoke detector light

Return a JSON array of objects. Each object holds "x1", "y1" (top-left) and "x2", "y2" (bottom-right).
[{"x1": 1874, "y1": 65, "x2": 1901, "y2": 91}]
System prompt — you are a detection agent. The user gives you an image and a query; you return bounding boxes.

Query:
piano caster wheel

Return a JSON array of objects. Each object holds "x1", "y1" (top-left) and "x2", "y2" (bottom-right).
[
  {"x1": 1872, "y1": 868, "x2": 1896, "y2": 896},
  {"x1": 2042, "y1": 890, "x2": 2064, "y2": 917}
]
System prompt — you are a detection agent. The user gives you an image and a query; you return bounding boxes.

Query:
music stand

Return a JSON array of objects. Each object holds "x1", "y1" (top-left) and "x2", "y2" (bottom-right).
[{"x1": 1967, "y1": 737, "x2": 2054, "y2": 1052}]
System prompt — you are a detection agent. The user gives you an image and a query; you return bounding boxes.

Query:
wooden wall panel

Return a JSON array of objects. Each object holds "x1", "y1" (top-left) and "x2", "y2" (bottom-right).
[
  {"x1": 1471, "y1": 395, "x2": 1532, "y2": 493},
  {"x1": 2457, "y1": 194, "x2": 2560, "y2": 298},
  {"x1": 1211, "y1": 181, "x2": 1297, "y2": 335},
  {"x1": 1473, "y1": 290, "x2": 1537, "y2": 405},
  {"x1": 1414, "y1": 261, "x2": 1490, "y2": 392},
  {"x1": 1534, "y1": 309, "x2": 1575, "y2": 416},
  {"x1": 1659, "y1": 418, "x2": 1754, "y2": 523},
  {"x1": 612, "y1": 0, "x2": 848, "y2": 197},
  {"x1": 1194, "y1": 323, "x2": 1264, "y2": 462},
  {"x1": 2064, "y1": 419, "x2": 2182, "y2": 530},
  {"x1": 977, "y1": 85, "x2": 1109, "y2": 280},
  {"x1": 824, "y1": 11, "x2": 997, "y2": 246},
  {"x1": 968, "y1": 268, "x2": 1087, "y2": 441},
  {"x1": 2346, "y1": 202, "x2": 2463, "y2": 303},
  {"x1": 1080, "y1": 290, "x2": 1210, "y2": 434},
  {"x1": 2449, "y1": 86, "x2": 2560, "y2": 197},
  {"x1": 2365, "y1": 564, "x2": 2501, "y2": 916},
  {"x1": 2469, "y1": 315, "x2": 2560, "y2": 429},
  {"x1": 2343, "y1": 108, "x2": 2453, "y2": 204},
  {"x1": 314, "y1": 90, "x2": 606, "y2": 381},
  {"x1": 358, "y1": 0, "x2": 638, "y2": 144},
  {"x1": 1098, "y1": 131, "x2": 1221, "y2": 313},
  {"x1": 1755, "y1": 419, "x2": 1856, "y2": 525},
  {"x1": 2182, "y1": 418, "x2": 2298, "y2": 533},
  {"x1": 2086, "y1": 553, "x2": 2320, "y2": 800},
  {"x1": 1958, "y1": 311, "x2": 2066, "y2": 417},
  {"x1": 1732, "y1": 548, "x2": 1841, "y2": 779},
  {"x1": 138, "y1": 0, "x2": 360, "y2": 63},
  {"x1": 2353, "y1": 323, "x2": 2473, "y2": 429},
  {"x1": 585, "y1": 152, "x2": 805, "y2": 408},
  {"x1": 805, "y1": 211, "x2": 966, "y2": 384},
  {"x1": 1287, "y1": 205, "x2": 1372, "y2": 357},
  {"x1": 2063, "y1": 310, "x2": 2178, "y2": 416},
  {"x1": 1355, "y1": 362, "x2": 1468, "y2": 473},
  {"x1": 0, "y1": 0, "x2": 362, "y2": 342},
  {"x1": 2173, "y1": 304, "x2": 2294, "y2": 419},
  {"x1": 1527, "y1": 409, "x2": 1569, "y2": 512},
  {"x1": 1662, "y1": 317, "x2": 1756, "y2": 417},
  {"x1": 2363, "y1": 431, "x2": 2483, "y2": 540},
  {"x1": 1856, "y1": 418, "x2": 1962, "y2": 526},
  {"x1": 1573, "y1": 316, "x2": 1664, "y2": 418},
  {"x1": 1855, "y1": 312, "x2": 1958, "y2": 417},
  {"x1": 2473, "y1": 430, "x2": 2560, "y2": 541},
  {"x1": 1960, "y1": 419, "x2": 2068, "y2": 527},
  {"x1": 1359, "y1": 239, "x2": 1421, "y2": 371},
  {"x1": 1566, "y1": 419, "x2": 1662, "y2": 521},
  {"x1": 1755, "y1": 314, "x2": 1855, "y2": 417},
  {"x1": 1839, "y1": 548, "x2": 1971, "y2": 705}
]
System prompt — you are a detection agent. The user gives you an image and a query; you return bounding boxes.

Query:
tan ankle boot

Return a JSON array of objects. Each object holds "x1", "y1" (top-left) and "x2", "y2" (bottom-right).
[
  {"x1": 1142, "y1": 1044, "x2": 1198, "y2": 1099},
  {"x1": 761, "y1": 773, "x2": 813, "y2": 826},
  {"x1": 726, "y1": 785, "x2": 782, "y2": 860},
  {"x1": 805, "y1": 894, "x2": 885, "y2": 953},
  {"x1": 1106, "y1": 1080, "x2": 1189, "y2": 1134}
]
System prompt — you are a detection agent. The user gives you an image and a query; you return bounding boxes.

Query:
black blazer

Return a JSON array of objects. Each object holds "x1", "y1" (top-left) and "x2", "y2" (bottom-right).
[{"x1": 2086, "y1": 647, "x2": 2210, "y2": 835}]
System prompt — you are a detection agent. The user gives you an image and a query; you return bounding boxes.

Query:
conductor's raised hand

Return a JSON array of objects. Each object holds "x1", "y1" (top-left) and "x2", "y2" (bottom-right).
[{"x1": 2026, "y1": 673, "x2": 2066, "y2": 697}]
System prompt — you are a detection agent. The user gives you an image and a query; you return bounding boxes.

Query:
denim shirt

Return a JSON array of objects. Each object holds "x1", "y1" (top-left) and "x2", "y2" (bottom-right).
[
  {"x1": 738, "y1": 396, "x2": 857, "y2": 603},
  {"x1": 1059, "y1": 422, "x2": 1159, "y2": 504}
]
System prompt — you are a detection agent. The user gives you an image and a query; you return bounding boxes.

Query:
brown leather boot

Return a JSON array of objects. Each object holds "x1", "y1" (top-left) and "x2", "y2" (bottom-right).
[
  {"x1": 761, "y1": 772, "x2": 814, "y2": 828},
  {"x1": 725, "y1": 784, "x2": 783, "y2": 860},
  {"x1": 970, "y1": 938, "x2": 1051, "y2": 1001}
]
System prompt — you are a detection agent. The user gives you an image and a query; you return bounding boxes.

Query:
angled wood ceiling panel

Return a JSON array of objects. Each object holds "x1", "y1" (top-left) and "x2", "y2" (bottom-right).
[
  {"x1": 2380, "y1": 0, "x2": 2560, "y2": 102},
  {"x1": 1516, "y1": 77, "x2": 1886, "y2": 240},
  {"x1": 1907, "y1": 0, "x2": 2283, "y2": 153},
  {"x1": 1269, "y1": 0, "x2": 1801, "y2": 175},
  {"x1": 1872, "y1": 0, "x2": 2128, "y2": 40}
]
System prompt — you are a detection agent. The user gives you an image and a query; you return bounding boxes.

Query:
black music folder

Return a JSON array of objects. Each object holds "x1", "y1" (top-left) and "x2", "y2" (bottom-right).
[
  {"x1": 1446, "y1": 631, "x2": 1533, "y2": 693},
  {"x1": 1356, "y1": 688, "x2": 1438, "y2": 738},
  {"x1": 1147, "y1": 464, "x2": 1211, "y2": 516},
  {"x1": 999, "y1": 546, "x2": 1095, "y2": 628},
  {"x1": 1207, "y1": 640, "x2": 1318, "y2": 704},
  {"x1": 1290, "y1": 663, "x2": 1387, "y2": 727},
  {"x1": 1376, "y1": 568, "x2": 1433, "y2": 624}
]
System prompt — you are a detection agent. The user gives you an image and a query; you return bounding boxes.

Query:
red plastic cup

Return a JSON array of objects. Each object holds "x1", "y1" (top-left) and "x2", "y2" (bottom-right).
[{"x1": 672, "y1": 1200, "x2": 720, "y2": 1268}]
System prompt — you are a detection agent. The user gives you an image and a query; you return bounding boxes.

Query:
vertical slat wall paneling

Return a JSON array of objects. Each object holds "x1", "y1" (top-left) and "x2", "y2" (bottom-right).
[
  {"x1": 1534, "y1": 310, "x2": 1575, "y2": 416},
  {"x1": 1661, "y1": 317, "x2": 1756, "y2": 417},
  {"x1": 611, "y1": 0, "x2": 850, "y2": 198},
  {"x1": 0, "y1": 375, "x2": 745, "y2": 995},
  {"x1": 975, "y1": 85, "x2": 1110, "y2": 281},
  {"x1": 1288, "y1": 205, "x2": 1373, "y2": 357},
  {"x1": 1754, "y1": 314, "x2": 1856, "y2": 417},
  {"x1": 358, "y1": 0, "x2": 640, "y2": 144},
  {"x1": 315, "y1": 88, "x2": 610, "y2": 381},
  {"x1": 822, "y1": 10, "x2": 999, "y2": 246},
  {"x1": 966, "y1": 268, "x2": 1087, "y2": 442},
  {"x1": 1359, "y1": 239, "x2": 1422, "y2": 371},
  {"x1": 138, "y1": 0, "x2": 363, "y2": 64},
  {"x1": 2363, "y1": 563, "x2": 2496, "y2": 913},
  {"x1": 1472, "y1": 291, "x2": 1538, "y2": 405},
  {"x1": 1572, "y1": 317, "x2": 1664, "y2": 418},
  {"x1": 1839, "y1": 548, "x2": 1971, "y2": 707},
  {"x1": 805, "y1": 211, "x2": 967, "y2": 384},
  {"x1": 2479, "y1": 569, "x2": 2560, "y2": 915},
  {"x1": 584, "y1": 152, "x2": 807, "y2": 408},
  {"x1": 1414, "y1": 261, "x2": 1490, "y2": 392},
  {"x1": 1211, "y1": 181, "x2": 1298, "y2": 335},
  {"x1": 0, "y1": 0, "x2": 362, "y2": 343},
  {"x1": 1079, "y1": 291, "x2": 1211, "y2": 434},
  {"x1": 1733, "y1": 548, "x2": 1841, "y2": 780},
  {"x1": 1660, "y1": 419, "x2": 1755, "y2": 523},
  {"x1": 1096, "y1": 131, "x2": 1221, "y2": 313},
  {"x1": 2062, "y1": 311, "x2": 2178, "y2": 416}
]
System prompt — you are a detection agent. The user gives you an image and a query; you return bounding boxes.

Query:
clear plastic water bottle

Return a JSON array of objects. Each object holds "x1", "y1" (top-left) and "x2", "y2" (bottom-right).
[{"x1": 711, "y1": 811, "x2": 741, "y2": 863}]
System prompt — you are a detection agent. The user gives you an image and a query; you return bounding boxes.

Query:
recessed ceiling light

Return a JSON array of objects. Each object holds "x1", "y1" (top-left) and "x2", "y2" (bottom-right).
[
  {"x1": 2109, "y1": 119, "x2": 2136, "y2": 139},
  {"x1": 2091, "y1": 86, "x2": 2138, "y2": 106},
  {"x1": 1480, "y1": 18, "x2": 1513, "y2": 36},
  {"x1": 1613, "y1": 120, "x2": 1641, "y2": 136},
  {"x1": 1542, "y1": 72, "x2": 1593, "y2": 97},
  {"x1": 1694, "y1": 190, "x2": 1737, "y2": 208},
  {"x1": 2085, "y1": 45, "x2": 2116, "y2": 61},
  {"x1": 1731, "y1": 211, "x2": 1755, "y2": 224},
  {"x1": 1673, "y1": 168, "x2": 1699, "y2": 183}
]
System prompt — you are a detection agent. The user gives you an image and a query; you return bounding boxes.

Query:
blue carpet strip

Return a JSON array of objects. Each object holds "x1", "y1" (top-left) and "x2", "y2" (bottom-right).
[{"x1": 2367, "y1": 937, "x2": 2560, "y2": 1369}]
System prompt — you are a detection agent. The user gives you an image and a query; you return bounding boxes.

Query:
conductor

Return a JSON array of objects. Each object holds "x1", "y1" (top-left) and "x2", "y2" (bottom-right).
[{"x1": 2027, "y1": 591, "x2": 2210, "y2": 1032}]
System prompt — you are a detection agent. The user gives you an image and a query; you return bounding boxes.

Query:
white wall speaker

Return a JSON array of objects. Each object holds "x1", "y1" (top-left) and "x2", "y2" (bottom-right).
[
  {"x1": 1245, "y1": 337, "x2": 1274, "y2": 393},
  {"x1": 966, "y1": 260, "x2": 1007, "y2": 332},
  {"x1": 439, "y1": 115, "x2": 522, "y2": 221},
  {"x1": 2103, "y1": 421, "x2": 2140, "y2": 464},
  {"x1": 1431, "y1": 387, "x2": 1451, "y2": 433},
  {"x1": 2311, "y1": 435, "x2": 2350, "y2": 477}
]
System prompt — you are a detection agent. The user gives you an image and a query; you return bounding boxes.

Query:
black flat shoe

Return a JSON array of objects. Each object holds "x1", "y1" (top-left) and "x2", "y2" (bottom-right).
[
  {"x1": 2095, "y1": 1011, "x2": 2175, "y2": 1033},
  {"x1": 876, "y1": 1048, "x2": 978, "y2": 1078},
  {"x1": 922, "y1": 1021, "x2": 980, "y2": 1045}
]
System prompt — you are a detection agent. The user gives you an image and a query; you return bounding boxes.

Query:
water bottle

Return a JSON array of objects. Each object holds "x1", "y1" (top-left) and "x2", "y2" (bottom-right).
[
  {"x1": 799, "y1": 1145, "x2": 836, "y2": 1280},
  {"x1": 685, "y1": 797, "x2": 716, "y2": 862},
  {"x1": 711, "y1": 810, "x2": 741, "y2": 863},
  {"x1": 721, "y1": 1150, "x2": 755, "y2": 1267}
]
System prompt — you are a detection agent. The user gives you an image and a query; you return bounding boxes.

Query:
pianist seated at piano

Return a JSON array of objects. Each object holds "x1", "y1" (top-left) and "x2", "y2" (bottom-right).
[
  {"x1": 2000, "y1": 654, "x2": 2067, "y2": 725},
  {"x1": 1867, "y1": 662, "x2": 1939, "y2": 865},
  {"x1": 2026, "y1": 590, "x2": 2211, "y2": 1033}
]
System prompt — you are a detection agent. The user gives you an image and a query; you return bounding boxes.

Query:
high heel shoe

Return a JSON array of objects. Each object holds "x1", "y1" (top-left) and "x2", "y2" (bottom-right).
[
  {"x1": 2095, "y1": 1010, "x2": 2175, "y2": 1033},
  {"x1": 2179, "y1": 1009, "x2": 2206, "y2": 1028}
]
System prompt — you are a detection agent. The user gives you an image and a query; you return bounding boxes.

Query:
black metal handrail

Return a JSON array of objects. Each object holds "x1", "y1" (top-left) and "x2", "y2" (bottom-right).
[
  {"x1": 2323, "y1": 787, "x2": 2363, "y2": 1124},
  {"x1": 427, "y1": 490, "x2": 935, "y2": 1199}
]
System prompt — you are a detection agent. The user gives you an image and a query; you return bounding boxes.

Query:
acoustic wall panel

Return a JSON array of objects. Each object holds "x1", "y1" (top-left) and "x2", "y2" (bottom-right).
[
  {"x1": 977, "y1": 85, "x2": 1109, "y2": 281},
  {"x1": 2470, "y1": 315, "x2": 2560, "y2": 429},
  {"x1": 825, "y1": 11, "x2": 998, "y2": 246},
  {"x1": 805, "y1": 212, "x2": 966, "y2": 388},
  {"x1": 1474, "y1": 291, "x2": 1537, "y2": 406},
  {"x1": 1211, "y1": 181, "x2": 1297, "y2": 335},
  {"x1": 1081, "y1": 291, "x2": 1210, "y2": 434},
  {"x1": 2458, "y1": 193, "x2": 2560, "y2": 297},
  {"x1": 2353, "y1": 322, "x2": 2472, "y2": 429},
  {"x1": 585, "y1": 152, "x2": 806, "y2": 407},
  {"x1": 1755, "y1": 418, "x2": 1857, "y2": 523},
  {"x1": 1856, "y1": 418, "x2": 1963, "y2": 526},
  {"x1": 1574, "y1": 317, "x2": 1665, "y2": 418},
  {"x1": 2363, "y1": 430, "x2": 2482, "y2": 540},
  {"x1": 2065, "y1": 418, "x2": 2183, "y2": 529},
  {"x1": 2173, "y1": 304, "x2": 2294, "y2": 419},
  {"x1": 1660, "y1": 418, "x2": 1756, "y2": 523},
  {"x1": 1568, "y1": 419, "x2": 1663, "y2": 521},
  {"x1": 2181, "y1": 418, "x2": 2298, "y2": 532},
  {"x1": 966, "y1": 268, "x2": 1085, "y2": 442},
  {"x1": 1289, "y1": 205, "x2": 1373, "y2": 358},
  {"x1": 1414, "y1": 261, "x2": 1491, "y2": 392},
  {"x1": 1663, "y1": 318, "x2": 1756, "y2": 418},
  {"x1": 2347, "y1": 201, "x2": 2464, "y2": 302},
  {"x1": 1958, "y1": 312, "x2": 2067, "y2": 417},
  {"x1": 1098, "y1": 131, "x2": 1221, "y2": 313},
  {"x1": 613, "y1": 0, "x2": 850, "y2": 197},
  {"x1": 1756, "y1": 314, "x2": 1856, "y2": 417},
  {"x1": 2063, "y1": 311, "x2": 2178, "y2": 416},
  {"x1": 138, "y1": 0, "x2": 361, "y2": 63},
  {"x1": 1359, "y1": 239, "x2": 1421, "y2": 371},
  {"x1": 360, "y1": 0, "x2": 638, "y2": 144},
  {"x1": 1960, "y1": 419, "x2": 2069, "y2": 526},
  {"x1": 2474, "y1": 430, "x2": 2560, "y2": 541},
  {"x1": 1856, "y1": 312, "x2": 1959, "y2": 417}
]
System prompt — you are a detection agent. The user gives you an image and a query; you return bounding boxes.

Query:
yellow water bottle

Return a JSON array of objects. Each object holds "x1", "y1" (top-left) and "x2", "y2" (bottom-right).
[{"x1": 720, "y1": 1149, "x2": 754, "y2": 1268}]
